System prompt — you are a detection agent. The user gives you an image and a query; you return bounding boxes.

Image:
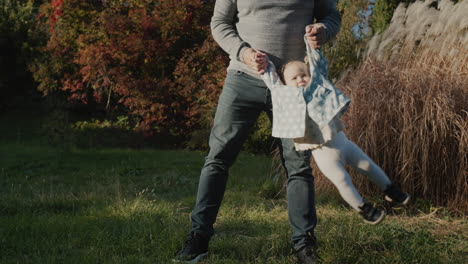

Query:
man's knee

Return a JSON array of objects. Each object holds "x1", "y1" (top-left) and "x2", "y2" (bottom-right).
[{"x1": 202, "y1": 156, "x2": 230, "y2": 174}]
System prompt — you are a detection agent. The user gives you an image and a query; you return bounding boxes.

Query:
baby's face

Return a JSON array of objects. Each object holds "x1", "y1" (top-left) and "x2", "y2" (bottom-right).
[{"x1": 283, "y1": 62, "x2": 311, "y2": 87}]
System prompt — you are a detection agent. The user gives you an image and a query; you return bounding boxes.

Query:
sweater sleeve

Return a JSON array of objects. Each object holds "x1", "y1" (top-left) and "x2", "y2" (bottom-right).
[
  {"x1": 314, "y1": 0, "x2": 341, "y2": 43},
  {"x1": 210, "y1": 0, "x2": 250, "y2": 62}
]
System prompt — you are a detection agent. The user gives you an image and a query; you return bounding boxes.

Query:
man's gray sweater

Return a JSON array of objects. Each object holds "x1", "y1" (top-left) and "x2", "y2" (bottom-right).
[{"x1": 211, "y1": 0, "x2": 341, "y2": 79}]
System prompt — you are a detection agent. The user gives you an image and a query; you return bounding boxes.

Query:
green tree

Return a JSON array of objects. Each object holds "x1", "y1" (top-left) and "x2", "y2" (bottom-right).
[
  {"x1": 322, "y1": 0, "x2": 370, "y2": 80},
  {"x1": 369, "y1": 0, "x2": 416, "y2": 34}
]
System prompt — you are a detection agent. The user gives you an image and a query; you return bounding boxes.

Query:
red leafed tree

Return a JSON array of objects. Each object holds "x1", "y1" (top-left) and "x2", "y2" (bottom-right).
[
  {"x1": 48, "y1": 0, "x2": 64, "y2": 32},
  {"x1": 33, "y1": 0, "x2": 228, "y2": 138}
]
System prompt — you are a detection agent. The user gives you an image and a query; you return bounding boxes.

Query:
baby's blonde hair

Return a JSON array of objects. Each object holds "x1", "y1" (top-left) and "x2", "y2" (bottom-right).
[{"x1": 279, "y1": 58, "x2": 310, "y2": 84}]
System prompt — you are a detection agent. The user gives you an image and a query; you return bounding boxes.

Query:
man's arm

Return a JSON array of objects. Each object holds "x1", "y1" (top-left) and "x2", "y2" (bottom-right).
[
  {"x1": 306, "y1": 0, "x2": 341, "y2": 49},
  {"x1": 210, "y1": 0, "x2": 250, "y2": 62},
  {"x1": 314, "y1": 0, "x2": 341, "y2": 43},
  {"x1": 210, "y1": 0, "x2": 267, "y2": 73}
]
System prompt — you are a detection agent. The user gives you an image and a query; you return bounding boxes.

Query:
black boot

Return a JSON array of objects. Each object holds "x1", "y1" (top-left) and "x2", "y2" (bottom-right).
[
  {"x1": 359, "y1": 202, "x2": 386, "y2": 225},
  {"x1": 173, "y1": 232, "x2": 209, "y2": 263},
  {"x1": 296, "y1": 245, "x2": 320, "y2": 264},
  {"x1": 384, "y1": 184, "x2": 411, "y2": 206}
]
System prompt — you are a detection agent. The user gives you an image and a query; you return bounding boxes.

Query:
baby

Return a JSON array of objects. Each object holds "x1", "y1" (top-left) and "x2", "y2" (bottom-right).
[
  {"x1": 281, "y1": 61, "x2": 311, "y2": 88},
  {"x1": 280, "y1": 60, "x2": 410, "y2": 224}
]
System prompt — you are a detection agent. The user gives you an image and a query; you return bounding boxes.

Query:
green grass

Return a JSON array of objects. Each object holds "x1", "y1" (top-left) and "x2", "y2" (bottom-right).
[{"x1": 0, "y1": 108, "x2": 466, "y2": 263}]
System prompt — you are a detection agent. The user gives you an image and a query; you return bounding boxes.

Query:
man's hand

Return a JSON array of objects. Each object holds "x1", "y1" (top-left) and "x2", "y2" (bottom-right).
[
  {"x1": 242, "y1": 48, "x2": 268, "y2": 75},
  {"x1": 305, "y1": 24, "x2": 326, "y2": 49}
]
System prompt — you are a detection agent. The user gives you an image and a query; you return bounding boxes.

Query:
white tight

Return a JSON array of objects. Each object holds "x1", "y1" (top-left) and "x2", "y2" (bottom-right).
[{"x1": 311, "y1": 132, "x2": 392, "y2": 211}]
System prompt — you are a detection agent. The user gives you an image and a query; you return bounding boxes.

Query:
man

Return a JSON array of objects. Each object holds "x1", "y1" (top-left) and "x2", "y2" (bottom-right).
[{"x1": 174, "y1": 1, "x2": 341, "y2": 263}]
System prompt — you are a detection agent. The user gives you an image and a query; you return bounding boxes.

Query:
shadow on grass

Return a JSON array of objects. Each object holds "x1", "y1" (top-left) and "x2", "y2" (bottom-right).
[
  {"x1": 0, "y1": 199, "x2": 97, "y2": 217},
  {"x1": 203, "y1": 217, "x2": 294, "y2": 263},
  {"x1": 1, "y1": 210, "x2": 179, "y2": 263}
]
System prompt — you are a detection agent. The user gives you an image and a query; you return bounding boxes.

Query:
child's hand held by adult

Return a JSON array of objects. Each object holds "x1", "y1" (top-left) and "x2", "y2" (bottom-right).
[
  {"x1": 305, "y1": 24, "x2": 326, "y2": 49},
  {"x1": 243, "y1": 48, "x2": 268, "y2": 75}
]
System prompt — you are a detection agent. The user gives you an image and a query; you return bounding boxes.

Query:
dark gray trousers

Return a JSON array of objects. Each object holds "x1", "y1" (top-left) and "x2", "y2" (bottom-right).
[{"x1": 190, "y1": 70, "x2": 317, "y2": 250}]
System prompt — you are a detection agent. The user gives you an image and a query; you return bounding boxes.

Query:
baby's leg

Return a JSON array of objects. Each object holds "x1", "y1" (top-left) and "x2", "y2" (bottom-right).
[
  {"x1": 339, "y1": 132, "x2": 392, "y2": 190},
  {"x1": 311, "y1": 142, "x2": 364, "y2": 211}
]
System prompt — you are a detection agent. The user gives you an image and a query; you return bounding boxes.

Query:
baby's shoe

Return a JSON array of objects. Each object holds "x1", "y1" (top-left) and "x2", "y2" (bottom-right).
[
  {"x1": 359, "y1": 202, "x2": 386, "y2": 225},
  {"x1": 384, "y1": 184, "x2": 411, "y2": 206}
]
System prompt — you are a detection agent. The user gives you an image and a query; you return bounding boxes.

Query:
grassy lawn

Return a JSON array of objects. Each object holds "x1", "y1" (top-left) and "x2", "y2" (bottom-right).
[{"x1": 0, "y1": 108, "x2": 466, "y2": 264}]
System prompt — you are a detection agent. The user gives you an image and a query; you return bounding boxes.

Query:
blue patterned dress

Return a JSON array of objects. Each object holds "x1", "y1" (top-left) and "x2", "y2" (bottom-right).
[{"x1": 262, "y1": 37, "x2": 350, "y2": 150}]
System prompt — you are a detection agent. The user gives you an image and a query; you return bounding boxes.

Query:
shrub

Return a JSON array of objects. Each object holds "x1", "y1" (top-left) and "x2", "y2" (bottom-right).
[
  {"x1": 244, "y1": 113, "x2": 276, "y2": 154},
  {"x1": 33, "y1": 0, "x2": 219, "y2": 140},
  {"x1": 173, "y1": 34, "x2": 229, "y2": 149},
  {"x1": 34, "y1": 0, "x2": 278, "y2": 152},
  {"x1": 70, "y1": 116, "x2": 146, "y2": 148}
]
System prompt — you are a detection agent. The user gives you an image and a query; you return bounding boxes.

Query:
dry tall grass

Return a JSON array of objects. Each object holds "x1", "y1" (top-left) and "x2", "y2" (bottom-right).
[{"x1": 310, "y1": 0, "x2": 467, "y2": 213}]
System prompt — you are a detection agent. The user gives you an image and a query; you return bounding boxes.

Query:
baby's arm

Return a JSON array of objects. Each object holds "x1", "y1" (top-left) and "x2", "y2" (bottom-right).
[{"x1": 261, "y1": 60, "x2": 282, "y2": 89}]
